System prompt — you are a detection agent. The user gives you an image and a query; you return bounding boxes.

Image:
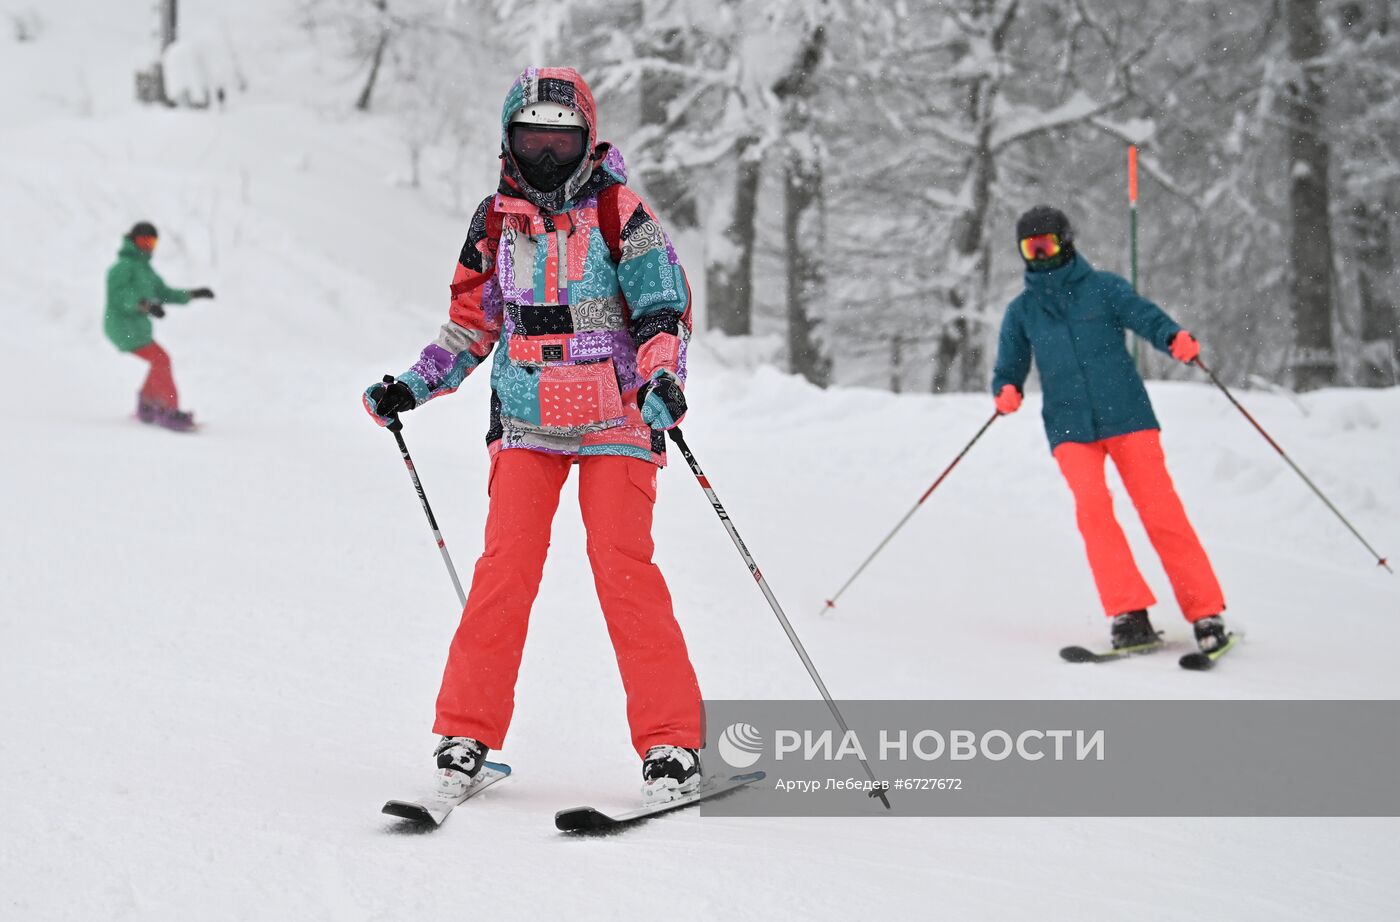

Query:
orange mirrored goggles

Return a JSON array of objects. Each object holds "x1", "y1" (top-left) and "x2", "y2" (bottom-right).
[
  {"x1": 1019, "y1": 233, "x2": 1061, "y2": 261},
  {"x1": 133, "y1": 235, "x2": 159, "y2": 252}
]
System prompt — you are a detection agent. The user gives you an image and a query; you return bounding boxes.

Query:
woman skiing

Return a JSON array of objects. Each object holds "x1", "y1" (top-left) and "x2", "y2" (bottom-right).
[
  {"x1": 104, "y1": 221, "x2": 215, "y2": 431},
  {"x1": 363, "y1": 67, "x2": 704, "y2": 803},
  {"x1": 991, "y1": 205, "x2": 1231, "y2": 655}
]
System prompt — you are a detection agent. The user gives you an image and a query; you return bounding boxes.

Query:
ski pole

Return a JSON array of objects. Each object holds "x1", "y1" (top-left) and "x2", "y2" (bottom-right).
[
  {"x1": 1193, "y1": 358, "x2": 1391, "y2": 574},
  {"x1": 382, "y1": 386, "x2": 469, "y2": 607},
  {"x1": 667, "y1": 428, "x2": 890, "y2": 809},
  {"x1": 820, "y1": 411, "x2": 1000, "y2": 615}
]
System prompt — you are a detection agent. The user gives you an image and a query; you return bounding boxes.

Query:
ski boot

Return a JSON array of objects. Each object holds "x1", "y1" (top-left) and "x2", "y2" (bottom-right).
[
  {"x1": 1111, "y1": 609, "x2": 1160, "y2": 650},
  {"x1": 434, "y1": 736, "x2": 489, "y2": 798},
  {"x1": 642, "y1": 745, "x2": 701, "y2": 805},
  {"x1": 1192, "y1": 615, "x2": 1230, "y2": 653}
]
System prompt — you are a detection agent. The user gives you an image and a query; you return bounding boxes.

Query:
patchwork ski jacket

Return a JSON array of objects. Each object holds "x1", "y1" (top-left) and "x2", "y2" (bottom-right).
[{"x1": 375, "y1": 67, "x2": 691, "y2": 465}]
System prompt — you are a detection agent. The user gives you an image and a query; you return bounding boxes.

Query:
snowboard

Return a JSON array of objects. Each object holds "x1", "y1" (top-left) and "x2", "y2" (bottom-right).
[
  {"x1": 131, "y1": 412, "x2": 202, "y2": 433},
  {"x1": 382, "y1": 760, "x2": 512, "y2": 826},
  {"x1": 555, "y1": 771, "x2": 766, "y2": 834}
]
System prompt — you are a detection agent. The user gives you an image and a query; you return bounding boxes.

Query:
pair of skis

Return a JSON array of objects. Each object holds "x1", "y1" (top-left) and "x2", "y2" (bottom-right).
[
  {"x1": 382, "y1": 767, "x2": 766, "y2": 833},
  {"x1": 1059, "y1": 633, "x2": 1241, "y2": 670}
]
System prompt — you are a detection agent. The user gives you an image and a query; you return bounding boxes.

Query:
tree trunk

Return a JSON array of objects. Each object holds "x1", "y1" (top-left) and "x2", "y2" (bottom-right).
[
  {"x1": 776, "y1": 24, "x2": 831, "y2": 387},
  {"x1": 136, "y1": 0, "x2": 178, "y2": 105},
  {"x1": 932, "y1": 137, "x2": 994, "y2": 393},
  {"x1": 931, "y1": 0, "x2": 1011, "y2": 393},
  {"x1": 1285, "y1": 0, "x2": 1337, "y2": 390},
  {"x1": 890, "y1": 334, "x2": 904, "y2": 394},
  {"x1": 785, "y1": 143, "x2": 831, "y2": 387},
  {"x1": 355, "y1": 1, "x2": 390, "y2": 113},
  {"x1": 160, "y1": 0, "x2": 178, "y2": 50},
  {"x1": 705, "y1": 136, "x2": 760, "y2": 335},
  {"x1": 1351, "y1": 201, "x2": 1398, "y2": 386}
]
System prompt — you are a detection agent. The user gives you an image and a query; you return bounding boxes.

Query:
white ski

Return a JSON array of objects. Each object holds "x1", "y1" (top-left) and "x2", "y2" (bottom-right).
[{"x1": 382, "y1": 760, "x2": 512, "y2": 826}]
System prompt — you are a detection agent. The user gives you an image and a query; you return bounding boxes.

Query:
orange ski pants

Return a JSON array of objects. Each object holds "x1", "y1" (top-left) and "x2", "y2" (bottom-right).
[
  {"x1": 434, "y1": 448, "x2": 704, "y2": 757},
  {"x1": 1053, "y1": 429, "x2": 1224, "y2": 622},
  {"x1": 132, "y1": 342, "x2": 179, "y2": 409}
]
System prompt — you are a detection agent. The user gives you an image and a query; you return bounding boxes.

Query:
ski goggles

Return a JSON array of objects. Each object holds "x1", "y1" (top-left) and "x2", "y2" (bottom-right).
[
  {"x1": 132, "y1": 235, "x2": 159, "y2": 253},
  {"x1": 1019, "y1": 233, "x2": 1061, "y2": 261},
  {"x1": 509, "y1": 124, "x2": 587, "y2": 165}
]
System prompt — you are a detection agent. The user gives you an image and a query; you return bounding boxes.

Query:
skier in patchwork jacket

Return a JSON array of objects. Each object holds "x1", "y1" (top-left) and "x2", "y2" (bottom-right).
[
  {"x1": 364, "y1": 67, "x2": 703, "y2": 804},
  {"x1": 991, "y1": 205, "x2": 1231, "y2": 656}
]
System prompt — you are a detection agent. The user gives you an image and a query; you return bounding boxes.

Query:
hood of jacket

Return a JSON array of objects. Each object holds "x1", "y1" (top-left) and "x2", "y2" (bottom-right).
[
  {"x1": 1023, "y1": 252, "x2": 1094, "y2": 292},
  {"x1": 117, "y1": 237, "x2": 152, "y2": 263},
  {"x1": 498, "y1": 66, "x2": 628, "y2": 214}
]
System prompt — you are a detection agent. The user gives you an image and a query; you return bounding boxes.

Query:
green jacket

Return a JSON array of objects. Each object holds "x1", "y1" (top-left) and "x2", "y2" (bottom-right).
[{"x1": 104, "y1": 238, "x2": 192, "y2": 351}]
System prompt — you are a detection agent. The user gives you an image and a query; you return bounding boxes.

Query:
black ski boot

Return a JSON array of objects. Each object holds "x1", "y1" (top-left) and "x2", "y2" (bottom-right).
[
  {"x1": 1111, "y1": 609, "x2": 1160, "y2": 650},
  {"x1": 1192, "y1": 615, "x2": 1230, "y2": 653},
  {"x1": 642, "y1": 745, "x2": 701, "y2": 804}
]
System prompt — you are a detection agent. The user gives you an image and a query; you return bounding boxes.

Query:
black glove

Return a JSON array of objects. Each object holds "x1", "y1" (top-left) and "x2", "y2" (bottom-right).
[
  {"x1": 188, "y1": 287, "x2": 215, "y2": 299},
  {"x1": 366, "y1": 375, "x2": 417, "y2": 419},
  {"x1": 637, "y1": 369, "x2": 687, "y2": 430},
  {"x1": 138, "y1": 299, "x2": 166, "y2": 319}
]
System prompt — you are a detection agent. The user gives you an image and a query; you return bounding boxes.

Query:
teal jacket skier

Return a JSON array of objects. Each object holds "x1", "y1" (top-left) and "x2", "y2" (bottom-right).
[{"x1": 991, "y1": 205, "x2": 1230, "y2": 658}]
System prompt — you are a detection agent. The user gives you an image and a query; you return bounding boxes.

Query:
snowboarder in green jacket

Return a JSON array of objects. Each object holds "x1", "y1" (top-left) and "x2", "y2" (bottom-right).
[{"x1": 104, "y1": 221, "x2": 214, "y2": 431}]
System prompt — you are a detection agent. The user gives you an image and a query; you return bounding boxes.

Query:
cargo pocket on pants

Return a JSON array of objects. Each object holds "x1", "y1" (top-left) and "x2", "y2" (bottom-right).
[
  {"x1": 625, "y1": 458, "x2": 658, "y2": 505},
  {"x1": 486, "y1": 452, "x2": 502, "y2": 497}
]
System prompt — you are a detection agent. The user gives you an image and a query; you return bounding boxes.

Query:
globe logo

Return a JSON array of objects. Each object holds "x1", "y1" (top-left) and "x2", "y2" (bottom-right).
[{"x1": 718, "y1": 722, "x2": 764, "y2": 768}]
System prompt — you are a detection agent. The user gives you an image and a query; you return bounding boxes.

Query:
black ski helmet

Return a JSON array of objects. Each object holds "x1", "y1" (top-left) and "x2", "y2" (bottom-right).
[
  {"x1": 1015, "y1": 205, "x2": 1075, "y2": 268},
  {"x1": 128, "y1": 221, "x2": 159, "y2": 240},
  {"x1": 1015, "y1": 205, "x2": 1072, "y2": 246}
]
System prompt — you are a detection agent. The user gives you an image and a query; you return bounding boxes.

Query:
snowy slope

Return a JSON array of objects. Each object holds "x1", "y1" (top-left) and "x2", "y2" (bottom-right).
[{"x1": 3, "y1": 4, "x2": 1400, "y2": 921}]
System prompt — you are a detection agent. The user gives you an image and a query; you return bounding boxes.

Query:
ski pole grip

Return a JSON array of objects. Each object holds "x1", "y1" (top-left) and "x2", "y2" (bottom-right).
[{"x1": 380, "y1": 374, "x2": 405, "y2": 432}]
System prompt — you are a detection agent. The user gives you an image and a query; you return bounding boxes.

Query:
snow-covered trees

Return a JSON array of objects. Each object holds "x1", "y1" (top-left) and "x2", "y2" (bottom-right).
[
  {"x1": 299, "y1": 0, "x2": 511, "y2": 198},
  {"x1": 302, "y1": 0, "x2": 1400, "y2": 392},
  {"x1": 816, "y1": 0, "x2": 1163, "y2": 392},
  {"x1": 545, "y1": 0, "x2": 844, "y2": 383},
  {"x1": 1332, "y1": 1, "x2": 1400, "y2": 387}
]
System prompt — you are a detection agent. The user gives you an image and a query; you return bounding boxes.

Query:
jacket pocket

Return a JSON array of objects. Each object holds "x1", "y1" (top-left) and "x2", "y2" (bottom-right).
[
  {"x1": 509, "y1": 333, "x2": 569, "y2": 366},
  {"x1": 508, "y1": 330, "x2": 619, "y2": 367},
  {"x1": 534, "y1": 359, "x2": 626, "y2": 436}
]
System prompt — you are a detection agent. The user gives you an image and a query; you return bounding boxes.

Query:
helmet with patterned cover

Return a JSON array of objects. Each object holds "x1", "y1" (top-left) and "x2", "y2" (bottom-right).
[{"x1": 500, "y1": 66, "x2": 618, "y2": 214}]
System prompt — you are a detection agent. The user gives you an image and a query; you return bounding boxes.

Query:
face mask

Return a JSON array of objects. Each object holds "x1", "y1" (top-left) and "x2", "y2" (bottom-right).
[
  {"x1": 517, "y1": 151, "x2": 584, "y2": 193},
  {"x1": 509, "y1": 124, "x2": 586, "y2": 193}
]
